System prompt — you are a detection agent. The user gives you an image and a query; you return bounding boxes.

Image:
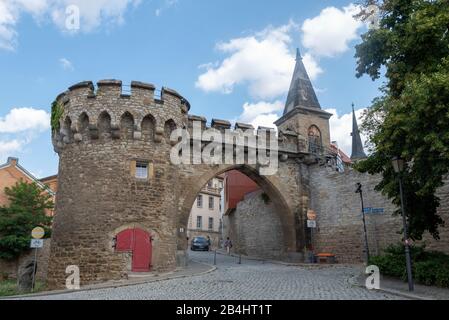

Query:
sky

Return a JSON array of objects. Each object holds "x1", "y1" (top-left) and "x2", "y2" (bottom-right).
[{"x1": 0, "y1": 0, "x2": 384, "y2": 178}]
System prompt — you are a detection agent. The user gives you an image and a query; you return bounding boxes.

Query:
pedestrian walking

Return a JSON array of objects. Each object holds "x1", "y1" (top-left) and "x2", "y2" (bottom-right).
[
  {"x1": 224, "y1": 237, "x2": 233, "y2": 255},
  {"x1": 207, "y1": 235, "x2": 212, "y2": 251}
]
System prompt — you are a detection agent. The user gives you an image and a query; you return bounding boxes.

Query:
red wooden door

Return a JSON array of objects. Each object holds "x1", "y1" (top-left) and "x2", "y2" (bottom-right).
[
  {"x1": 116, "y1": 228, "x2": 152, "y2": 272},
  {"x1": 132, "y1": 228, "x2": 152, "y2": 272}
]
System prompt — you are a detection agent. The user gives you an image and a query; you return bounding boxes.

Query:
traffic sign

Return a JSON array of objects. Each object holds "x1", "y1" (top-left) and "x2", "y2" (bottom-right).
[
  {"x1": 307, "y1": 210, "x2": 317, "y2": 221},
  {"x1": 30, "y1": 239, "x2": 44, "y2": 248},
  {"x1": 307, "y1": 220, "x2": 317, "y2": 228},
  {"x1": 31, "y1": 227, "x2": 45, "y2": 239}
]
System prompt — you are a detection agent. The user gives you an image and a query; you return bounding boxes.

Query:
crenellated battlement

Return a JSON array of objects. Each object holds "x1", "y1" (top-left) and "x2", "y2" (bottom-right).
[
  {"x1": 53, "y1": 80, "x2": 192, "y2": 153},
  {"x1": 53, "y1": 80, "x2": 331, "y2": 163},
  {"x1": 57, "y1": 80, "x2": 190, "y2": 110}
]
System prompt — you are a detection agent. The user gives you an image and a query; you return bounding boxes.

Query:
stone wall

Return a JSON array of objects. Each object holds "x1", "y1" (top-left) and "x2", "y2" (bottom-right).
[
  {"x1": 0, "y1": 239, "x2": 51, "y2": 282},
  {"x1": 223, "y1": 190, "x2": 284, "y2": 260},
  {"x1": 308, "y1": 165, "x2": 449, "y2": 263},
  {"x1": 422, "y1": 177, "x2": 449, "y2": 254}
]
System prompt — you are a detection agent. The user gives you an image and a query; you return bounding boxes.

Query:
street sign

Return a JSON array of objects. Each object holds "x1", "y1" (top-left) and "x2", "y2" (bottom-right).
[
  {"x1": 30, "y1": 239, "x2": 44, "y2": 248},
  {"x1": 307, "y1": 210, "x2": 317, "y2": 221},
  {"x1": 363, "y1": 207, "x2": 385, "y2": 214},
  {"x1": 307, "y1": 220, "x2": 317, "y2": 228},
  {"x1": 31, "y1": 227, "x2": 45, "y2": 239}
]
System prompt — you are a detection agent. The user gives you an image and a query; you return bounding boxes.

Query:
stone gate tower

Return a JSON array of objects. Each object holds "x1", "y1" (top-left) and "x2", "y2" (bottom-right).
[
  {"x1": 47, "y1": 77, "x2": 311, "y2": 289},
  {"x1": 275, "y1": 49, "x2": 332, "y2": 152},
  {"x1": 47, "y1": 81, "x2": 192, "y2": 287}
]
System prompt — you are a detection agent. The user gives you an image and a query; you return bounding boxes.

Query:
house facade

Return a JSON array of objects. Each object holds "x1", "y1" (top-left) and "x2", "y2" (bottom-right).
[{"x1": 187, "y1": 176, "x2": 224, "y2": 248}]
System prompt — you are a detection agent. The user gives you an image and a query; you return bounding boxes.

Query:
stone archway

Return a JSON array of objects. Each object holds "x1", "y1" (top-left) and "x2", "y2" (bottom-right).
[{"x1": 176, "y1": 163, "x2": 300, "y2": 259}]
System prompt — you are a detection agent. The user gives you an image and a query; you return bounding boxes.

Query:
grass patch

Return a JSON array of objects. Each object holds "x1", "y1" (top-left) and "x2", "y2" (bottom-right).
[{"x1": 0, "y1": 279, "x2": 47, "y2": 297}]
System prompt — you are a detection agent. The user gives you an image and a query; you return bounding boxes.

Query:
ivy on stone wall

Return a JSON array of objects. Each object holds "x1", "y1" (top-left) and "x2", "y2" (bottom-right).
[{"x1": 51, "y1": 100, "x2": 64, "y2": 133}]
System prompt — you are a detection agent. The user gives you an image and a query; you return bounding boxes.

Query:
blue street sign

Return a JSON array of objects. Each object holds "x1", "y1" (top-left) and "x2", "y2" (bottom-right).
[{"x1": 363, "y1": 207, "x2": 385, "y2": 214}]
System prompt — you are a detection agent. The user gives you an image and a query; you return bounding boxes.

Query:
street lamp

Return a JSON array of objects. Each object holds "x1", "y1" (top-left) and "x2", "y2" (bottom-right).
[
  {"x1": 355, "y1": 183, "x2": 370, "y2": 264},
  {"x1": 391, "y1": 156, "x2": 414, "y2": 292}
]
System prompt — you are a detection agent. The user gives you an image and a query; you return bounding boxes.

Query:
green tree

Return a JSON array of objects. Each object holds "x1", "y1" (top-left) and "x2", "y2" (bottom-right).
[
  {"x1": 0, "y1": 181, "x2": 53, "y2": 260},
  {"x1": 354, "y1": 0, "x2": 449, "y2": 240}
]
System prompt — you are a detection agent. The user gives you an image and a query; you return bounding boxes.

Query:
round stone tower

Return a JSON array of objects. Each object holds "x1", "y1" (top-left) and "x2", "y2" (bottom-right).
[{"x1": 47, "y1": 80, "x2": 190, "y2": 288}]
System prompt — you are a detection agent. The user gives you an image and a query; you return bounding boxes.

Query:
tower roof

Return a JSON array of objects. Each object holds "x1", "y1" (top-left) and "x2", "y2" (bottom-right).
[
  {"x1": 283, "y1": 48, "x2": 321, "y2": 115},
  {"x1": 350, "y1": 104, "x2": 367, "y2": 161}
]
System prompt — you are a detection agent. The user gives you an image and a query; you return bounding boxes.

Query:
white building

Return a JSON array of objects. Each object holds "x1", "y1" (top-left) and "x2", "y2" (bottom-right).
[{"x1": 187, "y1": 176, "x2": 224, "y2": 248}]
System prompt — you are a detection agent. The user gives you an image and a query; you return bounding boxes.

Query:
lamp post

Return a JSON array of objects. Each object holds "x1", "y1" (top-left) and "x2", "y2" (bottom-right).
[
  {"x1": 391, "y1": 157, "x2": 414, "y2": 292},
  {"x1": 355, "y1": 183, "x2": 370, "y2": 264}
]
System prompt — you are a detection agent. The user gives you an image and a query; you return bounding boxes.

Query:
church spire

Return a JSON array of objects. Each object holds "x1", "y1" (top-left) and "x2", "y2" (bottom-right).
[
  {"x1": 351, "y1": 104, "x2": 367, "y2": 161},
  {"x1": 284, "y1": 48, "x2": 321, "y2": 115}
]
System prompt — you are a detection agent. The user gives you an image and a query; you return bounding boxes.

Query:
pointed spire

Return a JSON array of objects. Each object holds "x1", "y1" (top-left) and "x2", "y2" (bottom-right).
[
  {"x1": 296, "y1": 48, "x2": 302, "y2": 61},
  {"x1": 351, "y1": 103, "x2": 367, "y2": 161},
  {"x1": 284, "y1": 48, "x2": 321, "y2": 115}
]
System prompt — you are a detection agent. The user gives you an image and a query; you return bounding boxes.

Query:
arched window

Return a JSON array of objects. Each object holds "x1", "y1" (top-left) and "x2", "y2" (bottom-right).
[
  {"x1": 98, "y1": 111, "x2": 112, "y2": 140},
  {"x1": 78, "y1": 113, "x2": 90, "y2": 141},
  {"x1": 141, "y1": 114, "x2": 156, "y2": 142},
  {"x1": 308, "y1": 125, "x2": 322, "y2": 154},
  {"x1": 120, "y1": 112, "x2": 134, "y2": 140},
  {"x1": 63, "y1": 116, "x2": 74, "y2": 142},
  {"x1": 164, "y1": 119, "x2": 177, "y2": 143}
]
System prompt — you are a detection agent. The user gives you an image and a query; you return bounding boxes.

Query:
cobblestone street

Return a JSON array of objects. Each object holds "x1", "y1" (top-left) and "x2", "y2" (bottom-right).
[{"x1": 21, "y1": 251, "x2": 405, "y2": 300}]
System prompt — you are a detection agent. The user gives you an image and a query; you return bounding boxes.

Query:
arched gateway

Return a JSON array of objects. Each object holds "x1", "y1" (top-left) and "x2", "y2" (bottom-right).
[{"x1": 47, "y1": 52, "x2": 339, "y2": 289}]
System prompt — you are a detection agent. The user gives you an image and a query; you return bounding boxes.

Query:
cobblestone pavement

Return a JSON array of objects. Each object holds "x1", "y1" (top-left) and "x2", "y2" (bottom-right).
[{"x1": 21, "y1": 251, "x2": 405, "y2": 300}]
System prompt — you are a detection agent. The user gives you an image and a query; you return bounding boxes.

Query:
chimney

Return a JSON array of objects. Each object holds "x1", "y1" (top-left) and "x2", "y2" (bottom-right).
[{"x1": 7, "y1": 157, "x2": 19, "y2": 166}]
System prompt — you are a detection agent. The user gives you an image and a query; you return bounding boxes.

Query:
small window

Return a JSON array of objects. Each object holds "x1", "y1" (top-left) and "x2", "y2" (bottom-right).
[
  {"x1": 196, "y1": 216, "x2": 202, "y2": 229},
  {"x1": 209, "y1": 197, "x2": 214, "y2": 210},
  {"x1": 207, "y1": 181, "x2": 213, "y2": 188},
  {"x1": 136, "y1": 162, "x2": 148, "y2": 179},
  {"x1": 197, "y1": 195, "x2": 203, "y2": 208},
  {"x1": 208, "y1": 217, "x2": 214, "y2": 230}
]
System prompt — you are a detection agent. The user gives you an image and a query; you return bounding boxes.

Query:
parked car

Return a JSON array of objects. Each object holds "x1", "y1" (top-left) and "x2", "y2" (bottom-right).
[{"x1": 191, "y1": 237, "x2": 209, "y2": 251}]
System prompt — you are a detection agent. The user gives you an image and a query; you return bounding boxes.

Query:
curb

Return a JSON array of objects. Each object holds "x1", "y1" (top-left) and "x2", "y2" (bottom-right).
[
  {"x1": 215, "y1": 250, "x2": 351, "y2": 268},
  {"x1": 1, "y1": 260, "x2": 216, "y2": 300},
  {"x1": 353, "y1": 273, "x2": 431, "y2": 301}
]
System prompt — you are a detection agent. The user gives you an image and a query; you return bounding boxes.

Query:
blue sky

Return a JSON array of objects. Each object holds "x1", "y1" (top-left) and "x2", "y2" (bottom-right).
[{"x1": 0, "y1": 0, "x2": 384, "y2": 178}]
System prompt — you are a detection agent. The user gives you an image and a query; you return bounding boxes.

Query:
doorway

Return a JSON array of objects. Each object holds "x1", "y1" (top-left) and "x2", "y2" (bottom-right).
[{"x1": 115, "y1": 228, "x2": 152, "y2": 272}]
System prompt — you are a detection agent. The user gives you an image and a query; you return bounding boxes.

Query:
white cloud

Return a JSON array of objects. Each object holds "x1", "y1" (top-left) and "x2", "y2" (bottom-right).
[
  {"x1": 326, "y1": 107, "x2": 367, "y2": 156},
  {"x1": 237, "y1": 101, "x2": 283, "y2": 129},
  {"x1": 59, "y1": 57, "x2": 74, "y2": 71},
  {"x1": 301, "y1": 4, "x2": 363, "y2": 57},
  {"x1": 155, "y1": 0, "x2": 178, "y2": 17},
  {"x1": 0, "y1": 0, "x2": 19, "y2": 50},
  {"x1": 0, "y1": 139, "x2": 22, "y2": 160},
  {"x1": 0, "y1": 0, "x2": 141, "y2": 50},
  {"x1": 50, "y1": 0, "x2": 141, "y2": 32},
  {"x1": 196, "y1": 22, "x2": 305, "y2": 100},
  {"x1": 0, "y1": 107, "x2": 50, "y2": 133},
  {"x1": 0, "y1": 107, "x2": 50, "y2": 163}
]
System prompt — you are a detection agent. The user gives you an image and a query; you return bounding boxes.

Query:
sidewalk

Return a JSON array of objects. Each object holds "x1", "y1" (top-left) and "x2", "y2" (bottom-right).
[
  {"x1": 1, "y1": 260, "x2": 215, "y2": 300},
  {"x1": 357, "y1": 273, "x2": 449, "y2": 300}
]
